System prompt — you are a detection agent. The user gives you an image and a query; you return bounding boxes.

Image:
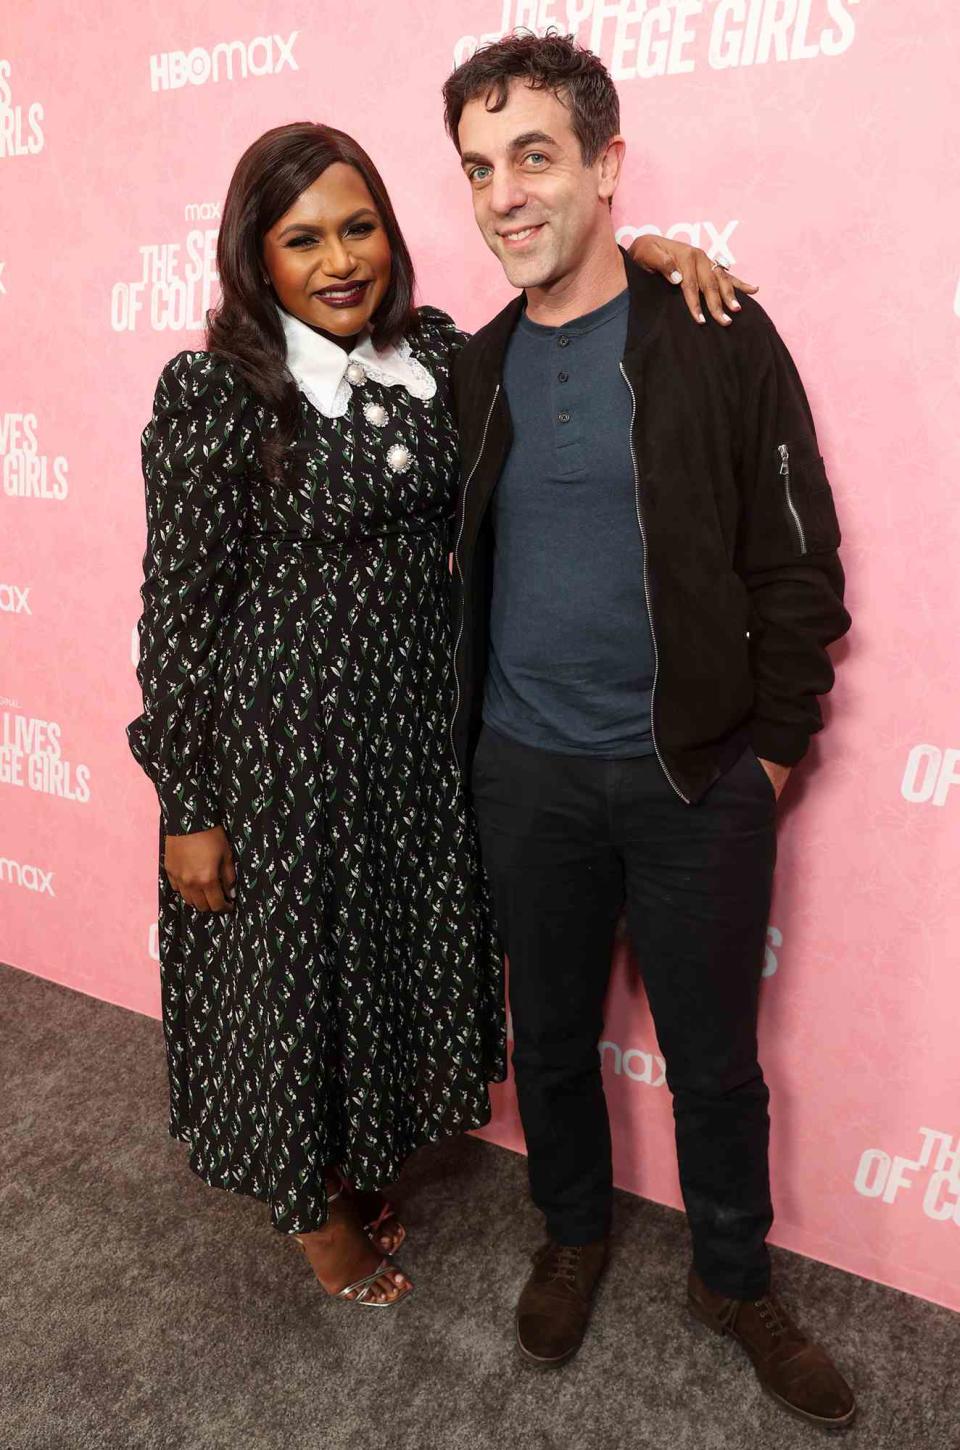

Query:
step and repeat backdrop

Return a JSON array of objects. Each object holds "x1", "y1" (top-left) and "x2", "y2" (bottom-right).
[{"x1": 2, "y1": 1, "x2": 958, "y2": 1310}]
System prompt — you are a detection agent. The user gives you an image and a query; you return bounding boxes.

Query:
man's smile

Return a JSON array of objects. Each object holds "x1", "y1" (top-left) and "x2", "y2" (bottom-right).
[{"x1": 498, "y1": 222, "x2": 546, "y2": 249}]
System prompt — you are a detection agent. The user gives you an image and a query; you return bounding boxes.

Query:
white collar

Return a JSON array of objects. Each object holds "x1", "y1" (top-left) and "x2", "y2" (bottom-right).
[{"x1": 279, "y1": 307, "x2": 436, "y2": 419}]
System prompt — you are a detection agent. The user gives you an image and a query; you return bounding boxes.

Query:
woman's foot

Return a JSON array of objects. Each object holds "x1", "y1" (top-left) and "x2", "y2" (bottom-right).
[
  {"x1": 294, "y1": 1186, "x2": 411, "y2": 1305},
  {"x1": 346, "y1": 1186, "x2": 406, "y2": 1256}
]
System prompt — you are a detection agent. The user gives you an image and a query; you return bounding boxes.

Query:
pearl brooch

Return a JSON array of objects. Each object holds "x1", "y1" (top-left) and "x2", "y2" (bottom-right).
[
  {"x1": 345, "y1": 361, "x2": 367, "y2": 386},
  {"x1": 363, "y1": 402, "x2": 389, "y2": 428},
  {"x1": 386, "y1": 443, "x2": 412, "y2": 474}
]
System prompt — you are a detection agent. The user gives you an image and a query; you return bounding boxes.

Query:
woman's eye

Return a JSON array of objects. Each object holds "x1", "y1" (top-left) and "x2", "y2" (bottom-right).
[
  {"x1": 287, "y1": 235, "x2": 316, "y2": 249},
  {"x1": 346, "y1": 222, "x2": 375, "y2": 238}
]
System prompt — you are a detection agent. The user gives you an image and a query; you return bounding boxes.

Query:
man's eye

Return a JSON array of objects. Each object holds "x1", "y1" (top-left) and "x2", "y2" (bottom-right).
[
  {"x1": 469, "y1": 166, "x2": 492, "y2": 185},
  {"x1": 524, "y1": 152, "x2": 548, "y2": 167}
]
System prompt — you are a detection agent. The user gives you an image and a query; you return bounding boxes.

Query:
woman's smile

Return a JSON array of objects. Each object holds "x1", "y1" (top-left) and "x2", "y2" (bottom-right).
[{"x1": 311, "y1": 278, "x2": 372, "y2": 310}]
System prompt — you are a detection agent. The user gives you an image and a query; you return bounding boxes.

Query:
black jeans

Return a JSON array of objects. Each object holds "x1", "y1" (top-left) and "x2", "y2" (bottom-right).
[{"x1": 471, "y1": 725, "x2": 778, "y2": 1300}]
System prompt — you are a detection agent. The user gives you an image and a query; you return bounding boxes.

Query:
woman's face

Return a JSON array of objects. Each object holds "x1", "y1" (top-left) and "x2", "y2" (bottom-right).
[{"x1": 263, "y1": 163, "x2": 392, "y2": 340}]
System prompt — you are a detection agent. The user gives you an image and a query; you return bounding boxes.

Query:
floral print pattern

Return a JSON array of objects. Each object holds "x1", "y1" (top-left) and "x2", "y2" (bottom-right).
[{"x1": 128, "y1": 309, "x2": 505, "y2": 1233}]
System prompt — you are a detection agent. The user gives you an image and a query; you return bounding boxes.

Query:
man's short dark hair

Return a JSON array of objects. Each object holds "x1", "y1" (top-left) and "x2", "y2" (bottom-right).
[{"x1": 442, "y1": 30, "x2": 620, "y2": 166}]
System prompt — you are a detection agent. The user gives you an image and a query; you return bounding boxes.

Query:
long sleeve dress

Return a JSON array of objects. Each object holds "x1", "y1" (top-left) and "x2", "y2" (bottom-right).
[{"x1": 127, "y1": 307, "x2": 505, "y2": 1234}]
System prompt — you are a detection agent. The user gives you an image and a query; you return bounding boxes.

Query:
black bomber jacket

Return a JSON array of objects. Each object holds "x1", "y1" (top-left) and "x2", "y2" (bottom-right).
[{"x1": 449, "y1": 252, "x2": 851, "y2": 805}]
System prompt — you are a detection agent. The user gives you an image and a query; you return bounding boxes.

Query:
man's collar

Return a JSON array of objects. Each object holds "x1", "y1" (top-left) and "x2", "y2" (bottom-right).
[
  {"x1": 468, "y1": 250, "x2": 669, "y2": 378},
  {"x1": 620, "y1": 247, "x2": 672, "y2": 358}
]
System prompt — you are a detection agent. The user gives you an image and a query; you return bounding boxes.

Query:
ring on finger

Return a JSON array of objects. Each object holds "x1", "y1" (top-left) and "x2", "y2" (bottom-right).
[{"x1": 710, "y1": 255, "x2": 731, "y2": 271}]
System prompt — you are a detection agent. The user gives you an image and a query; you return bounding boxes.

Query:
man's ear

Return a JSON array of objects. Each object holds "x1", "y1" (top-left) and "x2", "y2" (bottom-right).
[{"x1": 598, "y1": 135, "x2": 626, "y2": 202}]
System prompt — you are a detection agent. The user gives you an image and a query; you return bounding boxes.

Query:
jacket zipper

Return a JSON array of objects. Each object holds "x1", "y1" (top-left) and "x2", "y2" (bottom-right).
[
  {"x1": 619, "y1": 363, "x2": 688, "y2": 804},
  {"x1": 778, "y1": 442, "x2": 807, "y2": 554},
  {"x1": 450, "y1": 384, "x2": 501, "y2": 763}
]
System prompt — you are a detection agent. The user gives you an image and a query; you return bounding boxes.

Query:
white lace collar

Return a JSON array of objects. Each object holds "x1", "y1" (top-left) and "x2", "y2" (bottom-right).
[{"x1": 279, "y1": 307, "x2": 436, "y2": 419}]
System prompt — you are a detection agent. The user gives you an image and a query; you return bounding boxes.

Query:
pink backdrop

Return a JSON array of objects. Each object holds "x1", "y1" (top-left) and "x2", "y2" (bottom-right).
[{"x1": 2, "y1": 1, "x2": 958, "y2": 1312}]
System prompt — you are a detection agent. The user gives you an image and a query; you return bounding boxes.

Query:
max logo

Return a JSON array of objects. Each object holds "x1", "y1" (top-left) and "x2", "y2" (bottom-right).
[
  {"x1": 184, "y1": 202, "x2": 222, "y2": 222},
  {"x1": 600, "y1": 1041, "x2": 666, "y2": 1086},
  {"x1": 617, "y1": 220, "x2": 740, "y2": 264},
  {"x1": 0, "y1": 857, "x2": 54, "y2": 894},
  {"x1": 150, "y1": 32, "x2": 299, "y2": 91},
  {"x1": 0, "y1": 584, "x2": 30, "y2": 613}
]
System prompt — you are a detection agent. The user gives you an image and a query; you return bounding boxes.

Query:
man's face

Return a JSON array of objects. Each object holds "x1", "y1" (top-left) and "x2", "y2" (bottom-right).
[{"x1": 457, "y1": 81, "x2": 621, "y2": 290}]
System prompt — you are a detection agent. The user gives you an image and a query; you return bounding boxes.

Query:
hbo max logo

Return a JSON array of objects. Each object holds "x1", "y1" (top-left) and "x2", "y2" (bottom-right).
[
  {"x1": 901, "y1": 744, "x2": 960, "y2": 808},
  {"x1": 150, "y1": 31, "x2": 299, "y2": 91}
]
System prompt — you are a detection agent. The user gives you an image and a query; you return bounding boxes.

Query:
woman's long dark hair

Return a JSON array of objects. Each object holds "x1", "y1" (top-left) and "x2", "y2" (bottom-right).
[{"x1": 207, "y1": 122, "x2": 418, "y2": 479}]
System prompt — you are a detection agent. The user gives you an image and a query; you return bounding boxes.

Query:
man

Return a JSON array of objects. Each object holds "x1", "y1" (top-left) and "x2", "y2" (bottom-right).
[{"x1": 443, "y1": 32, "x2": 854, "y2": 1429}]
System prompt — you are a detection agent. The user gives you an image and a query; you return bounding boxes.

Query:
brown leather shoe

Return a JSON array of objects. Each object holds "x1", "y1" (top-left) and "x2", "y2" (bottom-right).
[
  {"x1": 688, "y1": 1268, "x2": 856, "y2": 1429},
  {"x1": 516, "y1": 1239, "x2": 608, "y2": 1366}
]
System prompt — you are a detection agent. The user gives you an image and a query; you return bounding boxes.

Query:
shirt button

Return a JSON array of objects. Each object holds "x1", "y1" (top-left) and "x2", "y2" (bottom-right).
[
  {"x1": 558, "y1": 336, "x2": 570, "y2": 348},
  {"x1": 558, "y1": 410, "x2": 571, "y2": 423},
  {"x1": 558, "y1": 371, "x2": 569, "y2": 383}
]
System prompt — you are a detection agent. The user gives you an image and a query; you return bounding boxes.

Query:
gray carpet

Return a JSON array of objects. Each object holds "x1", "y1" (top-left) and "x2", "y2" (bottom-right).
[{"x1": 2, "y1": 962, "x2": 957, "y2": 1450}]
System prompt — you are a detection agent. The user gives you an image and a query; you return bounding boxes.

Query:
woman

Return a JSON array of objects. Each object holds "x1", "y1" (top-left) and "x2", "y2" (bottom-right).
[{"x1": 128, "y1": 122, "x2": 751, "y2": 1309}]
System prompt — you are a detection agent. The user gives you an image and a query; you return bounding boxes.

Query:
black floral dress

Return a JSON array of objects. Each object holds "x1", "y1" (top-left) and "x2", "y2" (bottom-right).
[{"x1": 128, "y1": 307, "x2": 505, "y2": 1234}]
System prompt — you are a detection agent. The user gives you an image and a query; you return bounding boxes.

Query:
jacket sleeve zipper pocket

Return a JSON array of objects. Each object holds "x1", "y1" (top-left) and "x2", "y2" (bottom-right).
[{"x1": 778, "y1": 442, "x2": 807, "y2": 554}]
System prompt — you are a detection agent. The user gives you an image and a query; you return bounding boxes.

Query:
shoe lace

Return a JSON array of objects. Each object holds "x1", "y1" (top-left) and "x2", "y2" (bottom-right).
[
  {"x1": 754, "y1": 1294, "x2": 793, "y2": 1340},
  {"x1": 543, "y1": 1245, "x2": 582, "y2": 1290}
]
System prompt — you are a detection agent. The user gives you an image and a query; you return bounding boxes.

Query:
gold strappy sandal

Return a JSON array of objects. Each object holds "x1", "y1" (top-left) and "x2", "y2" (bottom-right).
[
  {"x1": 329, "y1": 1258, "x2": 413, "y2": 1309},
  {"x1": 293, "y1": 1187, "x2": 413, "y2": 1309}
]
